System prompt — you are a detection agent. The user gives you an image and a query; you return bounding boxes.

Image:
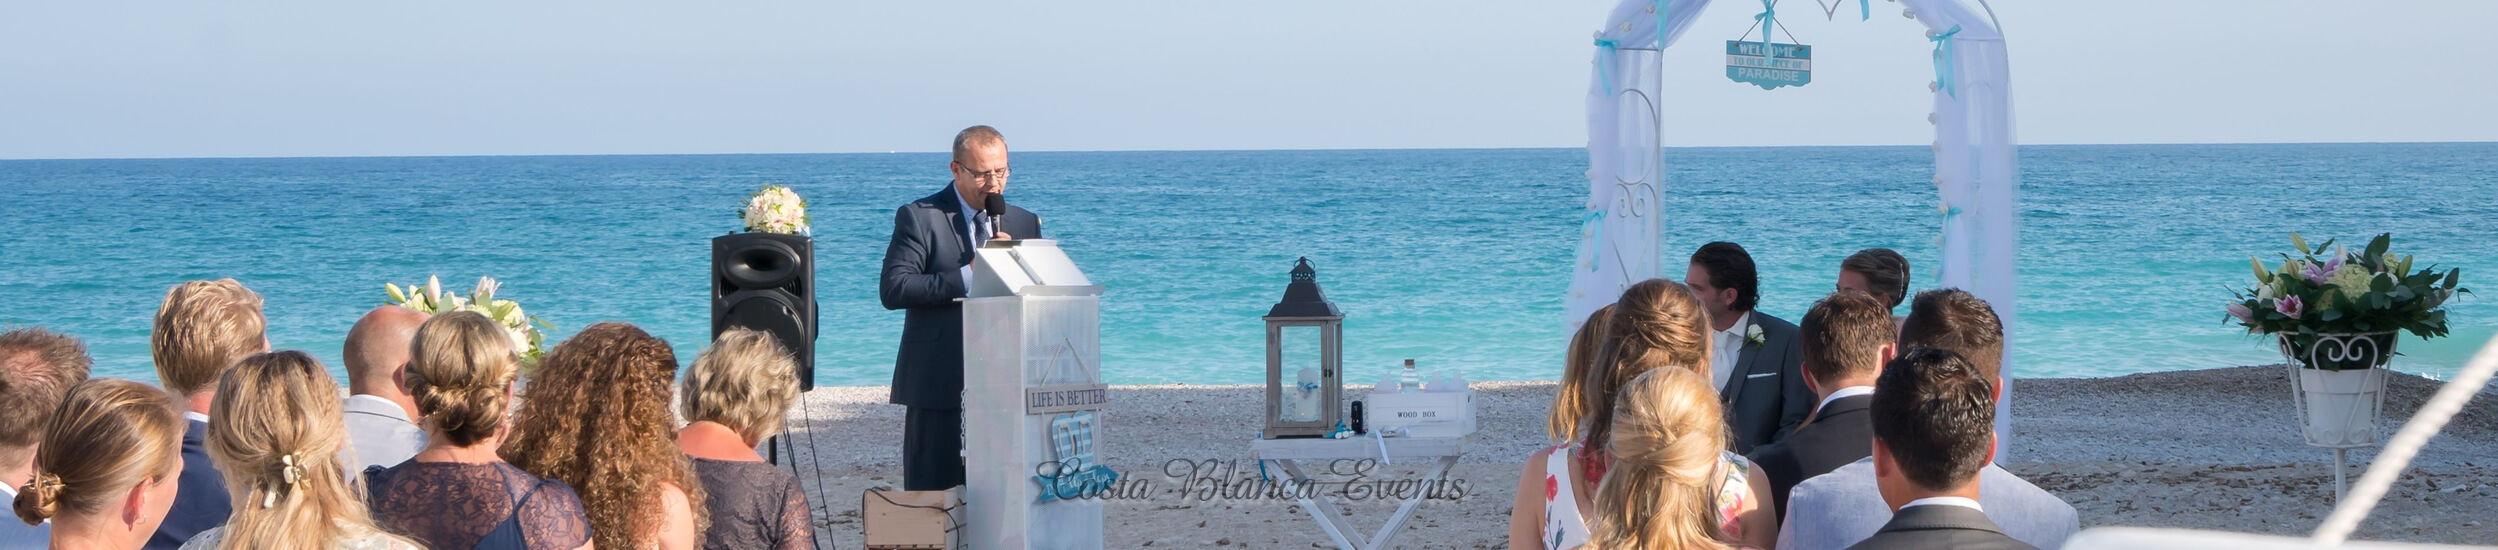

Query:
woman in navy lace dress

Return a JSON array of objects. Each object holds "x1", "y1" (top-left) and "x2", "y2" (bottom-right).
[{"x1": 366, "y1": 311, "x2": 591, "y2": 550}]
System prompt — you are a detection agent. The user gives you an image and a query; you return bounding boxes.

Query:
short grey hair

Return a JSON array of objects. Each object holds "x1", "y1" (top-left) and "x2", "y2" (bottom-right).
[
  {"x1": 681, "y1": 328, "x2": 801, "y2": 442},
  {"x1": 951, "y1": 125, "x2": 1006, "y2": 164}
]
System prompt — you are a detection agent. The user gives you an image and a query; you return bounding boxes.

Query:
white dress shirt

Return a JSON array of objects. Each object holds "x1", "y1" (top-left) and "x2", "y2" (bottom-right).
[
  {"x1": 1816, "y1": 385, "x2": 1876, "y2": 413},
  {"x1": 183, "y1": 411, "x2": 210, "y2": 424},
  {"x1": 1900, "y1": 496, "x2": 1985, "y2": 512},
  {"x1": 1709, "y1": 311, "x2": 1752, "y2": 393},
  {"x1": 953, "y1": 189, "x2": 990, "y2": 284},
  {"x1": 342, "y1": 394, "x2": 428, "y2": 471}
]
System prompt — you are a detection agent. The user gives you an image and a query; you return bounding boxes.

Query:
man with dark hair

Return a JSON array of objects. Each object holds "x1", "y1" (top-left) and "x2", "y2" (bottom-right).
[
  {"x1": 1847, "y1": 348, "x2": 2034, "y2": 550},
  {"x1": 1747, "y1": 291, "x2": 1895, "y2": 522},
  {"x1": 881, "y1": 125, "x2": 1043, "y2": 491},
  {"x1": 0, "y1": 327, "x2": 94, "y2": 546},
  {"x1": 1779, "y1": 289, "x2": 2077, "y2": 550},
  {"x1": 1685, "y1": 241, "x2": 1813, "y2": 452}
]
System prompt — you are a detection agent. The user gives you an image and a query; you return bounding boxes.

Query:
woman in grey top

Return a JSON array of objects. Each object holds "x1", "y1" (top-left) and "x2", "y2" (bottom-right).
[{"x1": 678, "y1": 328, "x2": 816, "y2": 550}]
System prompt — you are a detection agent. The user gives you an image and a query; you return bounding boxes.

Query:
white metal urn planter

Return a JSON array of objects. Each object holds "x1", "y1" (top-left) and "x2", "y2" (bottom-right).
[{"x1": 2279, "y1": 331, "x2": 2396, "y2": 502}]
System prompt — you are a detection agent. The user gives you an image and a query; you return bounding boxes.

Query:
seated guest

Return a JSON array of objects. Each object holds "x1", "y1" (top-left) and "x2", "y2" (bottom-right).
[
  {"x1": 0, "y1": 328, "x2": 94, "y2": 547},
  {"x1": 1685, "y1": 242, "x2": 1813, "y2": 453},
  {"x1": 504, "y1": 323, "x2": 704, "y2": 550},
  {"x1": 183, "y1": 351, "x2": 418, "y2": 550},
  {"x1": 341, "y1": 306, "x2": 431, "y2": 471},
  {"x1": 1745, "y1": 291, "x2": 1896, "y2": 522},
  {"x1": 1777, "y1": 289, "x2": 2079, "y2": 550},
  {"x1": 1587, "y1": 367, "x2": 1766, "y2": 550},
  {"x1": 147, "y1": 280, "x2": 266, "y2": 550},
  {"x1": 1509, "y1": 279, "x2": 1773, "y2": 550},
  {"x1": 678, "y1": 328, "x2": 815, "y2": 550},
  {"x1": 1835, "y1": 248, "x2": 1911, "y2": 321},
  {"x1": 367, "y1": 311, "x2": 591, "y2": 550},
  {"x1": 1846, "y1": 348, "x2": 2036, "y2": 550},
  {"x1": 1547, "y1": 304, "x2": 1615, "y2": 444},
  {"x1": 11, "y1": 379, "x2": 186, "y2": 550}
]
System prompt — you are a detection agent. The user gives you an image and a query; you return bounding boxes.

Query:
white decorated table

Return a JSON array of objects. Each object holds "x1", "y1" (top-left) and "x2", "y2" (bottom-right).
[{"x1": 1248, "y1": 435, "x2": 1469, "y2": 550}]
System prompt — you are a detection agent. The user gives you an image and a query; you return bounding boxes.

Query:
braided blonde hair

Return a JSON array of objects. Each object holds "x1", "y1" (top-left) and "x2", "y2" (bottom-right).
[
  {"x1": 405, "y1": 311, "x2": 519, "y2": 447},
  {"x1": 206, "y1": 351, "x2": 415, "y2": 549},
  {"x1": 1587, "y1": 367, "x2": 1734, "y2": 550}
]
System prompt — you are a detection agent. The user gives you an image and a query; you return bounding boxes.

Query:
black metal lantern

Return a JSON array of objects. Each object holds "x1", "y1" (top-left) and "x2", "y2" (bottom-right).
[{"x1": 1264, "y1": 257, "x2": 1344, "y2": 439}]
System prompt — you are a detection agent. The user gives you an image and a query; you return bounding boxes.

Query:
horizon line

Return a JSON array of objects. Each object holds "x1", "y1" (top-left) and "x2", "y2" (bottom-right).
[{"x1": 6, "y1": 139, "x2": 2493, "y2": 162}]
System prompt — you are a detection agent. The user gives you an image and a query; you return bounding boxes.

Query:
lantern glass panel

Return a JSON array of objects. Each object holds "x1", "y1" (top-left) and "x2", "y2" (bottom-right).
[{"x1": 1278, "y1": 325, "x2": 1323, "y2": 423}]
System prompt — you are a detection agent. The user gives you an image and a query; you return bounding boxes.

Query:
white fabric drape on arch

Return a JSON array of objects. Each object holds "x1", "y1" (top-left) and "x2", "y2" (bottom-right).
[{"x1": 1562, "y1": 0, "x2": 2022, "y2": 457}]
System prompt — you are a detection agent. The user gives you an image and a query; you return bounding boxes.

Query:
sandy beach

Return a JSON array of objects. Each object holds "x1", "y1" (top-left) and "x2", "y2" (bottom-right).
[{"x1": 777, "y1": 366, "x2": 2498, "y2": 548}]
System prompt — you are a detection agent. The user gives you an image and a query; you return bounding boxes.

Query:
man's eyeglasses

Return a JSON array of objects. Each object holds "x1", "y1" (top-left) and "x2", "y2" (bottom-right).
[{"x1": 958, "y1": 165, "x2": 1010, "y2": 182}]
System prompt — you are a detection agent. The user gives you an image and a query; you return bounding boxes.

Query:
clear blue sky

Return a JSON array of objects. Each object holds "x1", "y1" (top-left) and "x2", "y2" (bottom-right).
[{"x1": 3, "y1": 1, "x2": 2491, "y2": 159}]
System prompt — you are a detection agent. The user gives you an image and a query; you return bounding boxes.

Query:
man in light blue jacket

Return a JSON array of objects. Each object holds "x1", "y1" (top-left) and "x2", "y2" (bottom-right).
[{"x1": 1777, "y1": 289, "x2": 2078, "y2": 550}]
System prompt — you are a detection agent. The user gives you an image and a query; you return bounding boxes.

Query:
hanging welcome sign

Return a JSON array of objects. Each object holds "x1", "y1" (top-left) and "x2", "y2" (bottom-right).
[
  {"x1": 1725, "y1": 40, "x2": 1811, "y2": 89},
  {"x1": 1724, "y1": 0, "x2": 1812, "y2": 90}
]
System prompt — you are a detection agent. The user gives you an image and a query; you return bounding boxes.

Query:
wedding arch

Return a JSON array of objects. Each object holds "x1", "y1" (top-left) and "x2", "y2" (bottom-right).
[{"x1": 1562, "y1": 0, "x2": 2023, "y2": 455}]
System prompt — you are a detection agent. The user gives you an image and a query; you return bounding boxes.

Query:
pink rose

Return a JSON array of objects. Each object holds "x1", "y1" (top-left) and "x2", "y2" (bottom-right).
[{"x1": 2275, "y1": 295, "x2": 2304, "y2": 318}]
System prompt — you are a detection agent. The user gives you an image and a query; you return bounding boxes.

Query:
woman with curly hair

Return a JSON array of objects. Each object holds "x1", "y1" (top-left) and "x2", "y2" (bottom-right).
[
  {"x1": 504, "y1": 322, "x2": 704, "y2": 550},
  {"x1": 678, "y1": 328, "x2": 813, "y2": 550},
  {"x1": 183, "y1": 351, "x2": 418, "y2": 549},
  {"x1": 366, "y1": 311, "x2": 590, "y2": 550}
]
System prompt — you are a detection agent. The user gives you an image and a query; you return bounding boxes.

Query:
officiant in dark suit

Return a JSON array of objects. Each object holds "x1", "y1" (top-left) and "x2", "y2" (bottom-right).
[
  {"x1": 879, "y1": 125, "x2": 1041, "y2": 491},
  {"x1": 1685, "y1": 241, "x2": 1815, "y2": 454}
]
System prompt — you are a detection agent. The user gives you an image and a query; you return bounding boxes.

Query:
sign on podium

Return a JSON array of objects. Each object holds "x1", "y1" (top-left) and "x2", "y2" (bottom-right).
[{"x1": 961, "y1": 238, "x2": 1111, "y2": 549}]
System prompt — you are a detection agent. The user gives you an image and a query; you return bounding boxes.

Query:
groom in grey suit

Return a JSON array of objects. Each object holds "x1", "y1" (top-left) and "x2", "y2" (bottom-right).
[
  {"x1": 1778, "y1": 289, "x2": 2077, "y2": 550},
  {"x1": 881, "y1": 125, "x2": 1042, "y2": 491},
  {"x1": 1685, "y1": 242, "x2": 1815, "y2": 453}
]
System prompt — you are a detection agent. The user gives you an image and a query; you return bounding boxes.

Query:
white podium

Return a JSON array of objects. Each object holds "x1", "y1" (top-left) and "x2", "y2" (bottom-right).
[{"x1": 961, "y1": 239, "x2": 1111, "y2": 549}]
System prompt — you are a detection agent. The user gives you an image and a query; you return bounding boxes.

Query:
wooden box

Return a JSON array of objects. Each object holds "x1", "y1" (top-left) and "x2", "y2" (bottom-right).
[{"x1": 863, "y1": 487, "x2": 962, "y2": 550}]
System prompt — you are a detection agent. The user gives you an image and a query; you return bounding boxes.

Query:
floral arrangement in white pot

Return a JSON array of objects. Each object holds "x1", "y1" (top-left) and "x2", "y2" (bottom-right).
[
  {"x1": 742, "y1": 185, "x2": 811, "y2": 236},
  {"x1": 385, "y1": 275, "x2": 555, "y2": 366}
]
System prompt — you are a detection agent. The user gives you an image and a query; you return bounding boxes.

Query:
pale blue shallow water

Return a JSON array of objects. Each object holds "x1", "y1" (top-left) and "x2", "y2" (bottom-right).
[{"x1": 3, "y1": 143, "x2": 2492, "y2": 387}]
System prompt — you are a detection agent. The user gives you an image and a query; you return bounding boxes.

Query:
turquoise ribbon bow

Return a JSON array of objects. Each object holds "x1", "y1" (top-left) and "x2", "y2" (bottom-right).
[
  {"x1": 1934, "y1": 203, "x2": 1963, "y2": 279},
  {"x1": 1593, "y1": 38, "x2": 1619, "y2": 94},
  {"x1": 1930, "y1": 24, "x2": 1961, "y2": 98},
  {"x1": 1753, "y1": 0, "x2": 1776, "y2": 60},
  {"x1": 1581, "y1": 209, "x2": 1606, "y2": 272},
  {"x1": 1859, "y1": 0, "x2": 1871, "y2": 21},
  {"x1": 1656, "y1": 0, "x2": 1672, "y2": 48}
]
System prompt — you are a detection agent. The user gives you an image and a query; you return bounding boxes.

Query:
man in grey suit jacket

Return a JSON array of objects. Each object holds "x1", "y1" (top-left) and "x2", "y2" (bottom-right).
[
  {"x1": 880, "y1": 125, "x2": 1041, "y2": 491},
  {"x1": 1780, "y1": 289, "x2": 2076, "y2": 550},
  {"x1": 1685, "y1": 242, "x2": 1815, "y2": 453},
  {"x1": 1842, "y1": 348, "x2": 2036, "y2": 550},
  {"x1": 341, "y1": 306, "x2": 430, "y2": 471}
]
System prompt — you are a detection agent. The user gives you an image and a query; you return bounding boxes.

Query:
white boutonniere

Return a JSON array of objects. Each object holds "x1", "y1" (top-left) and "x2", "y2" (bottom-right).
[{"x1": 1744, "y1": 324, "x2": 1767, "y2": 349}]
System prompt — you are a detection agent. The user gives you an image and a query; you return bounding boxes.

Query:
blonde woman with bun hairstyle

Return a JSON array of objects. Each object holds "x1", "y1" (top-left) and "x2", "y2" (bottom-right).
[
  {"x1": 1587, "y1": 367, "x2": 1772, "y2": 550},
  {"x1": 12, "y1": 379, "x2": 185, "y2": 550},
  {"x1": 365, "y1": 311, "x2": 591, "y2": 550},
  {"x1": 1510, "y1": 279, "x2": 1771, "y2": 550},
  {"x1": 180, "y1": 351, "x2": 417, "y2": 549}
]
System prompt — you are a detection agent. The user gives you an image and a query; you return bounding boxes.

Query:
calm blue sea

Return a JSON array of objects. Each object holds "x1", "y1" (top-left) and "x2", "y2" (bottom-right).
[{"x1": 3, "y1": 144, "x2": 2492, "y2": 387}]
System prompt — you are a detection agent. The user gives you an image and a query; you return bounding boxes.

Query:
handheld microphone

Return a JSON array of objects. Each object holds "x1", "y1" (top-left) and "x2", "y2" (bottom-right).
[{"x1": 983, "y1": 194, "x2": 1008, "y2": 240}]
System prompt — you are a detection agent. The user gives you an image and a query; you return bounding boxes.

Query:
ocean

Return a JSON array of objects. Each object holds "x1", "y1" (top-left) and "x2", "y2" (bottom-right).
[{"x1": 3, "y1": 143, "x2": 2492, "y2": 388}]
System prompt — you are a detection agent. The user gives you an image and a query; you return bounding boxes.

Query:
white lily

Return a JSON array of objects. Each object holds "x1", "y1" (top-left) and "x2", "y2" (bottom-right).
[{"x1": 425, "y1": 276, "x2": 443, "y2": 308}]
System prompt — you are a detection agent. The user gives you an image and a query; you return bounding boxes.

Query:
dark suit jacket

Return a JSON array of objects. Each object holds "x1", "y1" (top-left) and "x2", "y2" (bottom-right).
[
  {"x1": 1721, "y1": 311, "x2": 1814, "y2": 454},
  {"x1": 1844, "y1": 503, "x2": 2040, "y2": 550},
  {"x1": 1747, "y1": 393, "x2": 1874, "y2": 523},
  {"x1": 880, "y1": 185, "x2": 1041, "y2": 409},
  {"x1": 145, "y1": 420, "x2": 231, "y2": 550}
]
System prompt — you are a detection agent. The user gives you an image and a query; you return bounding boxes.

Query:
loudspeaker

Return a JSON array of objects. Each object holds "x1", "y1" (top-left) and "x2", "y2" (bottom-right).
[{"x1": 712, "y1": 232, "x2": 818, "y2": 391}]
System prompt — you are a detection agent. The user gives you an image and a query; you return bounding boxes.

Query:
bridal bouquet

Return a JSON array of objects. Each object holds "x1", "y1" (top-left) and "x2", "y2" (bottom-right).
[
  {"x1": 742, "y1": 185, "x2": 811, "y2": 236},
  {"x1": 385, "y1": 275, "x2": 555, "y2": 365},
  {"x1": 2226, "y1": 233, "x2": 2467, "y2": 369}
]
